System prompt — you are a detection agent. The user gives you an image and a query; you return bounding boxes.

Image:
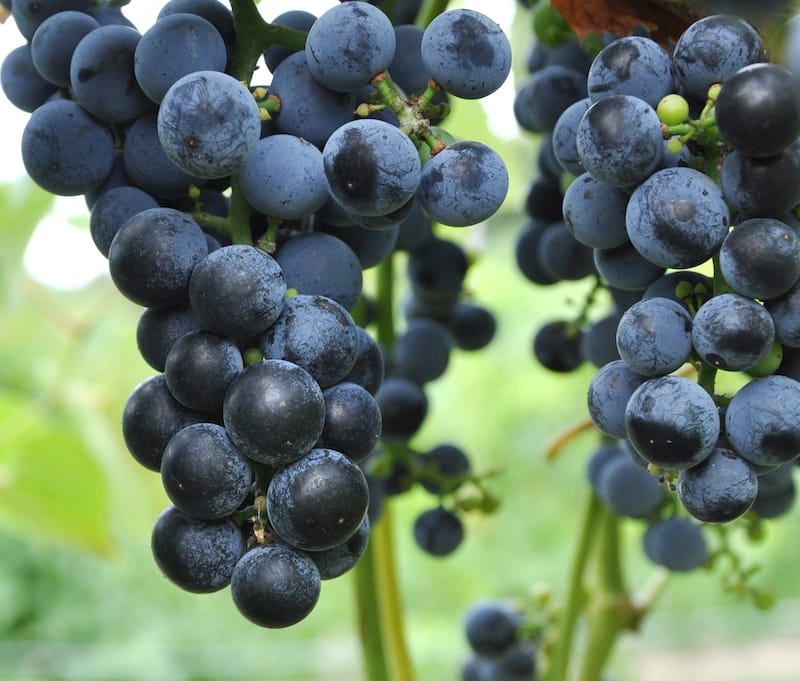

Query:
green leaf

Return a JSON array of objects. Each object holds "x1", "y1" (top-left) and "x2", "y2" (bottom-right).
[{"x1": 0, "y1": 391, "x2": 112, "y2": 554}]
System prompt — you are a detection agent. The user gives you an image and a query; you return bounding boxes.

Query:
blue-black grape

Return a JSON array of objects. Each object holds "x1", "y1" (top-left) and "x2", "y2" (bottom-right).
[
  {"x1": 188, "y1": 244, "x2": 286, "y2": 339},
  {"x1": 275, "y1": 231, "x2": 362, "y2": 312},
  {"x1": 513, "y1": 64, "x2": 586, "y2": 133},
  {"x1": 108, "y1": 207, "x2": 208, "y2": 309},
  {"x1": 464, "y1": 601, "x2": 520, "y2": 656},
  {"x1": 533, "y1": 320, "x2": 583, "y2": 372},
  {"x1": 164, "y1": 330, "x2": 243, "y2": 412},
  {"x1": 376, "y1": 376, "x2": 428, "y2": 441},
  {"x1": 767, "y1": 278, "x2": 800, "y2": 348},
  {"x1": 29, "y1": 11, "x2": 99, "y2": 88},
  {"x1": 267, "y1": 447, "x2": 370, "y2": 551},
  {"x1": 720, "y1": 144, "x2": 800, "y2": 219},
  {"x1": 677, "y1": 447, "x2": 758, "y2": 523},
  {"x1": 587, "y1": 359, "x2": 647, "y2": 439},
  {"x1": 642, "y1": 517, "x2": 708, "y2": 572},
  {"x1": 596, "y1": 454, "x2": 665, "y2": 519},
  {"x1": 223, "y1": 359, "x2": 325, "y2": 466},
  {"x1": 317, "y1": 220, "x2": 399, "y2": 270},
  {"x1": 581, "y1": 312, "x2": 622, "y2": 368},
  {"x1": 587, "y1": 35, "x2": 673, "y2": 108},
  {"x1": 341, "y1": 326, "x2": 385, "y2": 396},
  {"x1": 323, "y1": 118, "x2": 420, "y2": 218},
  {"x1": 625, "y1": 167, "x2": 730, "y2": 269},
  {"x1": 420, "y1": 9, "x2": 511, "y2": 99},
  {"x1": 269, "y1": 51, "x2": 357, "y2": 148},
  {"x1": 562, "y1": 173, "x2": 629, "y2": 249},
  {"x1": 318, "y1": 382, "x2": 382, "y2": 463},
  {"x1": 615, "y1": 296, "x2": 693, "y2": 376},
  {"x1": 413, "y1": 506, "x2": 464, "y2": 556},
  {"x1": 719, "y1": 218, "x2": 800, "y2": 301},
  {"x1": 418, "y1": 141, "x2": 508, "y2": 227},
  {"x1": 309, "y1": 516, "x2": 370, "y2": 580},
  {"x1": 715, "y1": 62, "x2": 800, "y2": 157},
  {"x1": 123, "y1": 112, "x2": 206, "y2": 200},
  {"x1": 691, "y1": 293, "x2": 775, "y2": 372},
  {"x1": 593, "y1": 241, "x2": 666, "y2": 291},
  {"x1": 136, "y1": 303, "x2": 202, "y2": 373},
  {"x1": 672, "y1": 14, "x2": 764, "y2": 100},
  {"x1": 552, "y1": 97, "x2": 591, "y2": 175},
  {"x1": 89, "y1": 185, "x2": 159, "y2": 257},
  {"x1": 260, "y1": 294, "x2": 359, "y2": 389},
  {"x1": 22, "y1": 99, "x2": 115, "y2": 196},
  {"x1": 575, "y1": 94, "x2": 663, "y2": 187},
  {"x1": 449, "y1": 302, "x2": 497, "y2": 351},
  {"x1": 157, "y1": 0, "x2": 235, "y2": 46},
  {"x1": 122, "y1": 374, "x2": 208, "y2": 471},
  {"x1": 161, "y1": 423, "x2": 252, "y2": 520},
  {"x1": 537, "y1": 221, "x2": 595, "y2": 281},
  {"x1": 306, "y1": 1, "x2": 396, "y2": 93},
  {"x1": 724, "y1": 375, "x2": 800, "y2": 467},
  {"x1": 152, "y1": 505, "x2": 245, "y2": 593},
  {"x1": 230, "y1": 542, "x2": 321, "y2": 628},
  {"x1": 69, "y1": 25, "x2": 153, "y2": 124},
  {"x1": 393, "y1": 317, "x2": 453, "y2": 385},
  {"x1": 134, "y1": 12, "x2": 227, "y2": 103},
  {"x1": 1, "y1": 43, "x2": 57, "y2": 112},
  {"x1": 407, "y1": 237, "x2": 468, "y2": 303},
  {"x1": 240, "y1": 134, "x2": 327, "y2": 219},
  {"x1": 417, "y1": 443, "x2": 471, "y2": 495},
  {"x1": 11, "y1": 0, "x2": 92, "y2": 41},
  {"x1": 625, "y1": 375, "x2": 720, "y2": 470},
  {"x1": 157, "y1": 70, "x2": 261, "y2": 179},
  {"x1": 387, "y1": 24, "x2": 429, "y2": 95}
]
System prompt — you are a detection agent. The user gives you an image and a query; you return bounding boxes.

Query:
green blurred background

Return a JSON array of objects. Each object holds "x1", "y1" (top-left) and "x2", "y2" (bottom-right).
[{"x1": 1, "y1": 3, "x2": 799, "y2": 681}]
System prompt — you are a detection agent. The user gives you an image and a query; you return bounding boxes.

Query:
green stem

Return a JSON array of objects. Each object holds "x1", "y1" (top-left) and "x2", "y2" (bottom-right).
[
  {"x1": 229, "y1": 0, "x2": 307, "y2": 83},
  {"x1": 373, "y1": 504, "x2": 415, "y2": 681},
  {"x1": 574, "y1": 507, "x2": 631, "y2": 681},
  {"x1": 353, "y1": 542, "x2": 392, "y2": 681},
  {"x1": 415, "y1": 0, "x2": 450, "y2": 28},
  {"x1": 544, "y1": 491, "x2": 602, "y2": 681}
]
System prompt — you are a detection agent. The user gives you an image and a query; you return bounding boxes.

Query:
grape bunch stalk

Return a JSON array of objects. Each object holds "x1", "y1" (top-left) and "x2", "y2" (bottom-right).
[{"x1": 0, "y1": 0, "x2": 514, "y2": 649}]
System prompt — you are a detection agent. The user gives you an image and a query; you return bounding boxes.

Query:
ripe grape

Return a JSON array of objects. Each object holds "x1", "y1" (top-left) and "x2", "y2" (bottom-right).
[{"x1": 230, "y1": 542, "x2": 321, "y2": 628}]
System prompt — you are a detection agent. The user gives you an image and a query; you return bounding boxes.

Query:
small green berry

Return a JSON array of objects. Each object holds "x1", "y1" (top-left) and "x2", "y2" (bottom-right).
[
  {"x1": 666, "y1": 136, "x2": 684, "y2": 155},
  {"x1": 657, "y1": 94, "x2": 690, "y2": 126}
]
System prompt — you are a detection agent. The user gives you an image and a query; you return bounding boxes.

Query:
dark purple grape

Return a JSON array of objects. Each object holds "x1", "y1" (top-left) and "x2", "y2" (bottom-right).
[
  {"x1": 318, "y1": 382, "x2": 382, "y2": 463},
  {"x1": 308, "y1": 515, "x2": 370, "y2": 580},
  {"x1": 625, "y1": 376, "x2": 720, "y2": 470},
  {"x1": 108, "y1": 207, "x2": 208, "y2": 309},
  {"x1": 223, "y1": 360, "x2": 325, "y2": 466},
  {"x1": 151, "y1": 505, "x2": 245, "y2": 593},
  {"x1": 188, "y1": 244, "x2": 286, "y2": 339},
  {"x1": 716, "y1": 63, "x2": 800, "y2": 157},
  {"x1": 260, "y1": 294, "x2": 359, "y2": 389},
  {"x1": 161, "y1": 423, "x2": 252, "y2": 520},
  {"x1": 122, "y1": 374, "x2": 208, "y2": 472},
  {"x1": 164, "y1": 330, "x2": 243, "y2": 412},
  {"x1": 230, "y1": 542, "x2": 321, "y2": 628},
  {"x1": 413, "y1": 506, "x2": 464, "y2": 556},
  {"x1": 267, "y1": 447, "x2": 369, "y2": 551},
  {"x1": 677, "y1": 447, "x2": 757, "y2": 522}
]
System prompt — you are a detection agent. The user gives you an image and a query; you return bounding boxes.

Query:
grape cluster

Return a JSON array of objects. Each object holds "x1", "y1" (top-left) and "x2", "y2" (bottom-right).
[
  {"x1": 1, "y1": 0, "x2": 511, "y2": 627},
  {"x1": 515, "y1": 12, "x2": 800, "y2": 541}
]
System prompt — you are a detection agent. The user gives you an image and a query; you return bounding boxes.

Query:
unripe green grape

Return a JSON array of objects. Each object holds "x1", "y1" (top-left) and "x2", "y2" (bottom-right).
[
  {"x1": 746, "y1": 341, "x2": 783, "y2": 377},
  {"x1": 657, "y1": 94, "x2": 690, "y2": 126}
]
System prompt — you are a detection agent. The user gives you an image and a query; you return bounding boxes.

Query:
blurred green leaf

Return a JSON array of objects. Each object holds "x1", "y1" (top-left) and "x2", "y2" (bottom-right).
[{"x1": 0, "y1": 391, "x2": 112, "y2": 554}]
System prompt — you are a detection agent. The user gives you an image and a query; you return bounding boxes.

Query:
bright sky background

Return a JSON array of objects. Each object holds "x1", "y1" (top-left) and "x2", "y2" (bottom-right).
[{"x1": 0, "y1": 0, "x2": 518, "y2": 289}]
